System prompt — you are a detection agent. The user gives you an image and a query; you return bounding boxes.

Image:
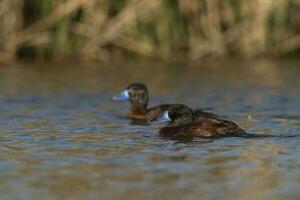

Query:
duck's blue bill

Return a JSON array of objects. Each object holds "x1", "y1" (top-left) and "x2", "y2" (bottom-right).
[
  {"x1": 155, "y1": 111, "x2": 171, "y2": 123},
  {"x1": 112, "y1": 90, "x2": 129, "y2": 101}
]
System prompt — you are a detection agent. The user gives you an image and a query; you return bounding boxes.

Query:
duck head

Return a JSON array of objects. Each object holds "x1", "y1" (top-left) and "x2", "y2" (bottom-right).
[
  {"x1": 112, "y1": 83, "x2": 149, "y2": 114},
  {"x1": 154, "y1": 104, "x2": 193, "y2": 126}
]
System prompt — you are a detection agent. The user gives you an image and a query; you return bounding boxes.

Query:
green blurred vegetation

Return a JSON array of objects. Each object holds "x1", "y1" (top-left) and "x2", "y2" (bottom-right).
[{"x1": 0, "y1": 0, "x2": 300, "y2": 62}]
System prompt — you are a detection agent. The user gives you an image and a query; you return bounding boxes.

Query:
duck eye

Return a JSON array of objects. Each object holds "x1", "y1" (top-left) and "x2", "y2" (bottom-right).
[{"x1": 168, "y1": 111, "x2": 174, "y2": 119}]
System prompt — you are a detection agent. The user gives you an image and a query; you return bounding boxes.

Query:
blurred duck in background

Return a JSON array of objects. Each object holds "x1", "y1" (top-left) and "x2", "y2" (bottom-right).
[
  {"x1": 113, "y1": 83, "x2": 218, "y2": 121},
  {"x1": 112, "y1": 83, "x2": 170, "y2": 121}
]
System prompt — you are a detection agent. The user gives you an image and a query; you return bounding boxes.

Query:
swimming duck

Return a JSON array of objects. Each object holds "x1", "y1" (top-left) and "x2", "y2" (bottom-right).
[
  {"x1": 112, "y1": 83, "x2": 170, "y2": 120},
  {"x1": 154, "y1": 104, "x2": 246, "y2": 138}
]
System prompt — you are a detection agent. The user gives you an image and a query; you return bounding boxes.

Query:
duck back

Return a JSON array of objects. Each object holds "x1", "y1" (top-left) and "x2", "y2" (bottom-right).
[{"x1": 159, "y1": 117, "x2": 246, "y2": 138}]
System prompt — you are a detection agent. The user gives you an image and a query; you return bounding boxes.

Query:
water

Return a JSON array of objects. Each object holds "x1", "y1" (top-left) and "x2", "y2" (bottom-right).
[{"x1": 0, "y1": 60, "x2": 299, "y2": 200}]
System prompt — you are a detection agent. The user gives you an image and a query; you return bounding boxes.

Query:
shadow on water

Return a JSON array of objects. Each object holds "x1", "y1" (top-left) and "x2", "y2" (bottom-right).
[
  {"x1": 157, "y1": 133, "x2": 300, "y2": 144},
  {"x1": 0, "y1": 60, "x2": 300, "y2": 200},
  {"x1": 241, "y1": 133, "x2": 300, "y2": 139}
]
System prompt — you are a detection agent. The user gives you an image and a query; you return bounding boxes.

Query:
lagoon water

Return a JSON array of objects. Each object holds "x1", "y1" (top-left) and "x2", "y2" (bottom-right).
[{"x1": 0, "y1": 60, "x2": 299, "y2": 200}]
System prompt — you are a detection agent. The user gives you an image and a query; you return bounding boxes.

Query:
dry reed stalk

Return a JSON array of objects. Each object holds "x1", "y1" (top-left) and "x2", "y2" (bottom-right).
[
  {"x1": 190, "y1": 0, "x2": 226, "y2": 59},
  {"x1": 75, "y1": 1, "x2": 109, "y2": 38},
  {"x1": 0, "y1": 51, "x2": 14, "y2": 64},
  {"x1": 270, "y1": 1, "x2": 290, "y2": 45},
  {"x1": 249, "y1": 0, "x2": 292, "y2": 57},
  {"x1": 272, "y1": 34, "x2": 300, "y2": 55},
  {"x1": 190, "y1": 21, "x2": 250, "y2": 60},
  {"x1": 1, "y1": 0, "x2": 300, "y2": 61},
  {"x1": 294, "y1": 0, "x2": 300, "y2": 6},
  {"x1": 73, "y1": 23, "x2": 156, "y2": 57},
  {"x1": 112, "y1": 35, "x2": 156, "y2": 57},
  {"x1": 80, "y1": 0, "x2": 161, "y2": 59},
  {"x1": 0, "y1": 0, "x2": 23, "y2": 61},
  {"x1": 249, "y1": 0, "x2": 271, "y2": 54},
  {"x1": 9, "y1": 0, "x2": 94, "y2": 46}
]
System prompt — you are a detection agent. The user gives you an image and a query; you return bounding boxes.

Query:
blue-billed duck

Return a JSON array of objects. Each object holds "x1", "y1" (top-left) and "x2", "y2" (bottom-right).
[
  {"x1": 112, "y1": 83, "x2": 170, "y2": 120},
  {"x1": 154, "y1": 104, "x2": 246, "y2": 138}
]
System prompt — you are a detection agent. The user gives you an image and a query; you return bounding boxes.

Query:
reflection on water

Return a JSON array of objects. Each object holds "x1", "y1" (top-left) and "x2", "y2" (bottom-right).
[{"x1": 0, "y1": 60, "x2": 300, "y2": 200}]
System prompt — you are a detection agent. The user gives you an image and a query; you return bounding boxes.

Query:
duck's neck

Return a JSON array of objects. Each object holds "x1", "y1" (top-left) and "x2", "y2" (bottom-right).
[{"x1": 130, "y1": 105, "x2": 147, "y2": 115}]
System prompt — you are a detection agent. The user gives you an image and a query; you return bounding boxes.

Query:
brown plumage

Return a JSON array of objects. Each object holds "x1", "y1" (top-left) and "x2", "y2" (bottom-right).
[{"x1": 156, "y1": 104, "x2": 246, "y2": 139}]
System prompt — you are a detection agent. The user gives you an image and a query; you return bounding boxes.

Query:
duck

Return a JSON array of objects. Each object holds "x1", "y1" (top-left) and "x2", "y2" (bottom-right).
[
  {"x1": 112, "y1": 83, "x2": 170, "y2": 120},
  {"x1": 154, "y1": 104, "x2": 246, "y2": 139}
]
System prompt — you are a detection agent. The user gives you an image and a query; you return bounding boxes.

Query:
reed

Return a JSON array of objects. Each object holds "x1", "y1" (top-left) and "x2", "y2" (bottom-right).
[{"x1": 0, "y1": 0, "x2": 299, "y2": 62}]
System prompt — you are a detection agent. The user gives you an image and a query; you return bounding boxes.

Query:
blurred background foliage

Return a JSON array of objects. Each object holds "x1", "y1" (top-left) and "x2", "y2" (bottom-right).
[{"x1": 0, "y1": 0, "x2": 300, "y2": 62}]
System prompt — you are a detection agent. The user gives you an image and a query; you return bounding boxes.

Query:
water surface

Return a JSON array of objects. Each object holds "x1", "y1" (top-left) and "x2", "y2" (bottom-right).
[{"x1": 0, "y1": 60, "x2": 299, "y2": 200}]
